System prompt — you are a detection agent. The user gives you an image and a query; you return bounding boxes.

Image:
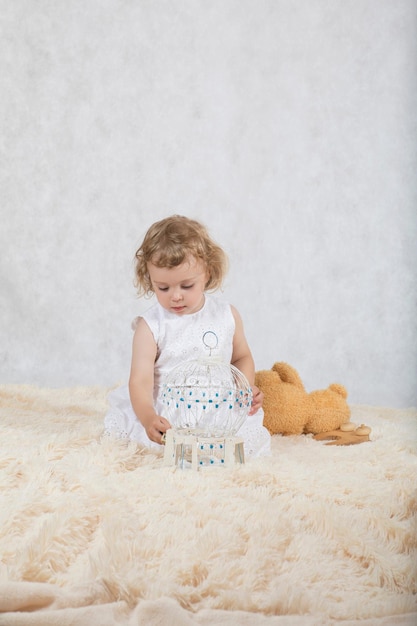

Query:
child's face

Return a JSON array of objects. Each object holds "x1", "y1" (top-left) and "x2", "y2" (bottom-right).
[{"x1": 147, "y1": 256, "x2": 208, "y2": 316}]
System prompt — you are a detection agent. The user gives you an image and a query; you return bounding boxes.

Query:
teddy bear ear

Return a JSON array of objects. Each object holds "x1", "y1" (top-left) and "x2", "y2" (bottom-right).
[
  {"x1": 272, "y1": 362, "x2": 305, "y2": 389},
  {"x1": 329, "y1": 383, "x2": 348, "y2": 399}
]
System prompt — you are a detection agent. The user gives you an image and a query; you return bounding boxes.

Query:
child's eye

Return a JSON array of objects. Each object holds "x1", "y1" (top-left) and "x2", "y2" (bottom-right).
[
  {"x1": 158, "y1": 287, "x2": 169, "y2": 292},
  {"x1": 182, "y1": 285, "x2": 194, "y2": 290}
]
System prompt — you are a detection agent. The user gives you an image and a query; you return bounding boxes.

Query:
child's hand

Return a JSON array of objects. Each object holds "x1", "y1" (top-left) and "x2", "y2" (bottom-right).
[
  {"x1": 249, "y1": 385, "x2": 263, "y2": 415},
  {"x1": 144, "y1": 415, "x2": 171, "y2": 445}
]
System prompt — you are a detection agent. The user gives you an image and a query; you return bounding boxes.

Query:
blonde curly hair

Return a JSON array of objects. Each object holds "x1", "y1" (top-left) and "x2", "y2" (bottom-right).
[{"x1": 134, "y1": 215, "x2": 228, "y2": 296}]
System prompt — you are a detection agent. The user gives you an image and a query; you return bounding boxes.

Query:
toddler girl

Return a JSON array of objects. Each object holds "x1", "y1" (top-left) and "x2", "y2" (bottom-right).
[{"x1": 104, "y1": 215, "x2": 271, "y2": 458}]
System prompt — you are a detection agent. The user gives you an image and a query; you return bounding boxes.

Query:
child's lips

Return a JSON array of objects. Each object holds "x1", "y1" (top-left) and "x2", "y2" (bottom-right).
[{"x1": 172, "y1": 305, "x2": 185, "y2": 313}]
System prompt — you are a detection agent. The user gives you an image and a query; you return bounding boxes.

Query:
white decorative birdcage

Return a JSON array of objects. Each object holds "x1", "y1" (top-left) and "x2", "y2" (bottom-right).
[{"x1": 159, "y1": 332, "x2": 252, "y2": 468}]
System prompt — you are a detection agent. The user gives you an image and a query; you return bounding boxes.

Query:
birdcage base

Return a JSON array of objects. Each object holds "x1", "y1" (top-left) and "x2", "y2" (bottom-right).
[{"x1": 163, "y1": 428, "x2": 245, "y2": 470}]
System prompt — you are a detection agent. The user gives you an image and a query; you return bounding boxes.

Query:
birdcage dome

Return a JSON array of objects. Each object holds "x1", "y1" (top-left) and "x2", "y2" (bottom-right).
[{"x1": 159, "y1": 350, "x2": 252, "y2": 438}]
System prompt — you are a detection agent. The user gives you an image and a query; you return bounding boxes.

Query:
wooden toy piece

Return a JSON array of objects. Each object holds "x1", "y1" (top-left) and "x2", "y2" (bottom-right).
[
  {"x1": 340, "y1": 422, "x2": 356, "y2": 432},
  {"x1": 313, "y1": 424, "x2": 371, "y2": 446},
  {"x1": 355, "y1": 424, "x2": 372, "y2": 436}
]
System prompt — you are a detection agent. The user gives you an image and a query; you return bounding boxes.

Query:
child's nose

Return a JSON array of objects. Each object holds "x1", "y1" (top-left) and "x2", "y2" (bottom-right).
[{"x1": 171, "y1": 288, "x2": 183, "y2": 301}]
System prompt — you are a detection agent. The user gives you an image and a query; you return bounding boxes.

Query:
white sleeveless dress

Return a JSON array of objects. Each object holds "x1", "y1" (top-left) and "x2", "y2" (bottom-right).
[{"x1": 103, "y1": 295, "x2": 271, "y2": 458}]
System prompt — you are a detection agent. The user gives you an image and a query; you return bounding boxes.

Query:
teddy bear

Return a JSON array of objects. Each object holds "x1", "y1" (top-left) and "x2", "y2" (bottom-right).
[{"x1": 254, "y1": 362, "x2": 350, "y2": 435}]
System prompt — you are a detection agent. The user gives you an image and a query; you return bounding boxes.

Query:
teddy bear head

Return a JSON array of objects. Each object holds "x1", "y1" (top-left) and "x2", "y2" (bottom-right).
[{"x1": 254, "y1": 362, "x2": 350, "y2": 435}]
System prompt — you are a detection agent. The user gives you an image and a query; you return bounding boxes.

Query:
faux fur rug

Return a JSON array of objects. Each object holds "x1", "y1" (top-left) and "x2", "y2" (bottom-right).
[{"x1": 0, "y1": 385, "x2": 416, "y2": 626}]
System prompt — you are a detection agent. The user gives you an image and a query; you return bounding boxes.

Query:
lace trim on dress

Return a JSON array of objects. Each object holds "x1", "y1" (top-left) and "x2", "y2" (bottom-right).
[{"x1": 103, "y1": 413, "x2": 129, "y2": 439}]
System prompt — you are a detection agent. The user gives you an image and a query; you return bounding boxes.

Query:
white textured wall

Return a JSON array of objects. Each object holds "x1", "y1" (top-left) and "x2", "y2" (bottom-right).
[{"x1": 1, "y1": 0, "x2": 416, "y2": 408}]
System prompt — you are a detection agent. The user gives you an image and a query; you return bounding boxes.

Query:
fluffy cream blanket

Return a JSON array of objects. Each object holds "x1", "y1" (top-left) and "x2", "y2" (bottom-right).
[{"x1": 0, "y1": 385, "x2": 416, "y2": 626}]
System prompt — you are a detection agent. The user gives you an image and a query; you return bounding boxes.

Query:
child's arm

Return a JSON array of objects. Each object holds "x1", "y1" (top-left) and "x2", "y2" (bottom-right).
[
  {"x1": 230, "y1": 306, "x2": 263, "y2": 415},
  {"x1": 128, "y1": 318, "x2": 171, "y2": 444}
]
